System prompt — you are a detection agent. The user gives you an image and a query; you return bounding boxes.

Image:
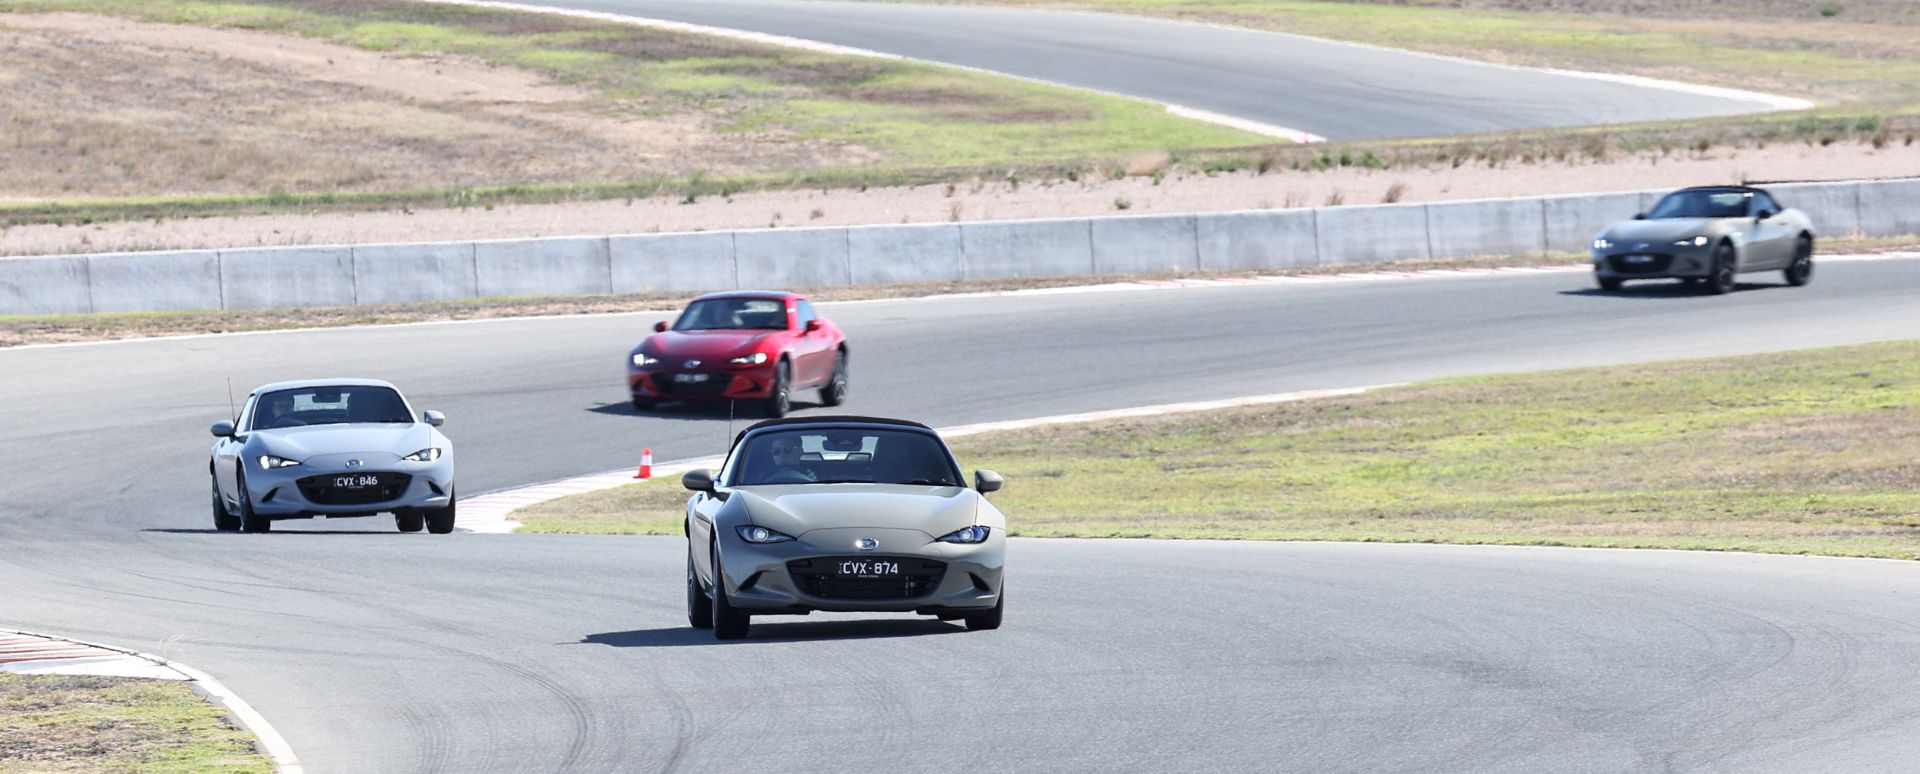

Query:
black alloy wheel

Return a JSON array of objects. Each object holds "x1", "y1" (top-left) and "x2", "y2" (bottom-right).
[
  {"x1": 711, "y1": 544, "x2": 751, "y2": 640},
  {"x1": 687, "y1": 548, "x2": 714, "y2": 629},
  {"x1": 821, "y1": 350, "x2": 848, "y2": 406},
  {"x1": 425, "y1": 488, "x2": 456, "y2": 534},
  {"x1": 211, "y1": 477, "x2": 240, "y2": 532},
  {"x1": 396, "y1": 510, "x2": 425, "y2": 533},
  {"x1": 237, "y1": 469, "x2": 272, "y2": 533},
  {"x1": 1707, "y1": 242, "x2": 1738, "y2": 295},
  {"x1": 965, "y1": 590, "x2": 1004, "y2": 631},
  {"x1": 765, "y1": 361, "x2": 791, "y2": 419},
  {"x1": 1784, "y1": 235, "x2": 1814, "y2": 287}
]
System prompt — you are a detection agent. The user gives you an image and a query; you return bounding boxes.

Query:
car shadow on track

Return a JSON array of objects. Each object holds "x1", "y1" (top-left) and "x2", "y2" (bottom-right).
[
  {"x1": 588, "y1": 399, "x2": 827, "y2": 421},
  {"x1": 141, "y1": 528, "x2": 418, "y2": 536},
  {"x1": 579, "y1": 619, "x2": 964, "y2": 647},
  {"x1": 1560, "y1": 281, "x2": 1780, "y2": 299}
]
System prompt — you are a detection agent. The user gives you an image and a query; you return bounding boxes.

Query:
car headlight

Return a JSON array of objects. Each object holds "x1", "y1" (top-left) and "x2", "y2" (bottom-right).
[
  {"x1": 1673, "y1": 236, "x2": 1709, "y2": 247},
  {"x1": 1592, "y1": 237, "x2": 1613, "y2": 250},
  {"x1": 631, "y1": 353, "x2": 659, "y2": 367},
  {"x1": 735, "y1": 525, "x2": 795, "y2": 544},
  {"x1": 729, "y1": 352, "x2": 769, "y2": 365},
  {"x1": 403, "y1": 448, "x2": 442, "y2": 462},
  {"x1": 937, "y1": 525, "x2": 991, "y2": 544},
  {"x1": 257, "y1": 455, "x2": 301, "y2": 470}
]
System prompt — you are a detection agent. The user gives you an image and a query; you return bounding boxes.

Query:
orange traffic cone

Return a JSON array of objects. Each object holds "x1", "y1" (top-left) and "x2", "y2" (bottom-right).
[{"x1": 634, "y1": 448, "x2": 653, "y2": 479}]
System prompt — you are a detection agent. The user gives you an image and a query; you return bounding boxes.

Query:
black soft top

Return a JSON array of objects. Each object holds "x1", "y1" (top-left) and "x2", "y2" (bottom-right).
[{"x1": 731, "y1": 415, "x2": 937, "y2": 449}]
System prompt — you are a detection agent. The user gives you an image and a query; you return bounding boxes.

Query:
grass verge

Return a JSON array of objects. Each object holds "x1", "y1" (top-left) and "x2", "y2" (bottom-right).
[
  {"x1": 517, "y1": 339, "x2": 1920, "y2": 561},
  {"x1": 0, "y1": 672, "x2": 270, "y2": 773}
]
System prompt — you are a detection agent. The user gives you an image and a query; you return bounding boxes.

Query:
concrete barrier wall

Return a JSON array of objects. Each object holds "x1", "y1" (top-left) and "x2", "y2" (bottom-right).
[
  {"x1": 1426, "y1": 198, "x2": 1546, "y2": 259},
  {"x1": 4, "y1": 177, "x2": 1914, "y2": 315},
  {"x1": 1196, "y1": 209, "x2": 1317, "y2": 270},
  {"x1": 1316, "y1": 203, "x2": 1429, "y2": 265}
]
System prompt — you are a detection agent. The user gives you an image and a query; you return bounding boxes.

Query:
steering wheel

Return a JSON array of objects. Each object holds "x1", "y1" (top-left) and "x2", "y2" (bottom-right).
[{"x1": 763, "y1": 468, "x2": 814, "y2": 485}]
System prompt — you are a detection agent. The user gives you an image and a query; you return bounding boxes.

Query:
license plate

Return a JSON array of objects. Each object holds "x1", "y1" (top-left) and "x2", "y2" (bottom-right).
[
  {"x1": 835, "y1": 560, "x2": 901, "y2": 579},
  {"x1": 333, "y1": 474, "x2": 380, "y2": 489},
  {"x1": 1622, "y1": 254, "x2": 1654, "y2": 264},
  {"x1": 673, "y1": 373, "x2": 710, "y2": 383}
]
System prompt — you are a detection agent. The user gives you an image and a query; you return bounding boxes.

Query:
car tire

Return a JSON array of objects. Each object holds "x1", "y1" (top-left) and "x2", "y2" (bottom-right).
[
  {"x1": 396, "y1": 510, "x2": 425, "y2": 533},
  {"x1": 425, "y1": 488, "x2": 456, "y2": 534},
  {"x1": 1707, "y1": 242, "x2": 1737, "y2": 295},
  {"x1": 1596, "y1": 277, "x2": 1623, "y2": 292},
  {"x1": 820, "y1": 350, "x2": 848, "y2": 407},
  {"x1": 211, "y1": 476, "x2": 240, "y2": 532},
  {"x1": 1784, "y1": 234, "x2": 1814, "y2": 287},
  {"x1": 764, "y1": 361, "x2": 791, "y2": 419},
  {"x1": 632, "y1": 398, "x2": 656, "y2": 411},
  {"x1": 687, "y1": 549, "x2": 714, "y2": 629},
  {"x1": 711, "y1": 544, "x2": 750, "y2": 640},
  {"x1": 237, "y1": 470, "x2": 271, "y2": 534},
  {"x1": 965, "y1": 590, "x2": 1004, "y2": 631}
]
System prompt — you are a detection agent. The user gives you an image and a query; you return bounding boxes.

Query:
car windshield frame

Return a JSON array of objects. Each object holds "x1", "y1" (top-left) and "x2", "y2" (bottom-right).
[
  {"x1": 672, "y1": 298, "x2": 791, "y2": 332},
  {"x1": 1647, "y1": 190, "x2": 1752, "y2": 220},
  {"x1": 249, "y1": 385, "x2": 414, "y2": 431},
  {"x1": 723, "y1": 427, "x2": 965, "y2": 488}
]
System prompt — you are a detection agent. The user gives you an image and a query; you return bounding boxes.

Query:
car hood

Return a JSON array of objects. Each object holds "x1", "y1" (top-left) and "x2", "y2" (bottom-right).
[
  {"x1": 640, "y1": 330, "x2": 779, "y2": 360},
  {"x1": 1603, "y1": 218, "x2": 1722, "y2": 243},
  {"x1": 734, "y1": 485, "x2": 979, "y2": 539},
  {"x1": 252, "y1": 424, "x2": 431, "y2": 457}
]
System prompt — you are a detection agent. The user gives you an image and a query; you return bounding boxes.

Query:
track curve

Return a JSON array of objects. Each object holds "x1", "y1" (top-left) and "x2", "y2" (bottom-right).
[
  {"x1": 5, "y1": 260, "x2": 1920, "y2": 771},
  {"x1": 490, "y1": 0, "x2": 1793, "y2": 140}
]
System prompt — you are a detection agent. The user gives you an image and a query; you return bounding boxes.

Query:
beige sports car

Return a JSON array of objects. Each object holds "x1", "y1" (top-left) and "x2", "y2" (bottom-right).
[
  {"x1": 1591, "y1": 185, "x2": 1815, "y2": 294},
  {"x1": 681, "y1": 416, "x2": 1006, "y2": 640}
]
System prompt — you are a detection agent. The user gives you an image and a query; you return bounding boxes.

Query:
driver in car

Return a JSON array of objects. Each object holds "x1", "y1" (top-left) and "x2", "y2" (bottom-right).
[
  {"x1": 765, "y1": 438, "x2": 817, "y2": 483},
  {"x1": 264, "y1": 394, "x2": 299, "y2": 428}
]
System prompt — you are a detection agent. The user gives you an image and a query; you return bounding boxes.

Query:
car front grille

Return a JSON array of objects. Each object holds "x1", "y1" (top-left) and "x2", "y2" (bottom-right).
[
  {"x1": 654, "y1": 372, "x2": 733, "y2": 397},
  {"x1": 297, "y1": 473, "x2": 412, "y2": 505},
  {"x1": 787, "y1": 557, "x2": 947, "y2": 600},
  {"x1": 1607, "y1": 253, "x2": 1675, "y2": 274}
]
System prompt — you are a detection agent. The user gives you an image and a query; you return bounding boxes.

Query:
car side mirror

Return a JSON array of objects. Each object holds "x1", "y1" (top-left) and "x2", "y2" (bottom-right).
[
  {"x1": 683, "y1": 469, "x2": 715, "y2": 492},
  {"x1": 974, "y1": 469, "x2": 1003, "y2": 494},
  {"x1": 804, "y1": 319, "x2": 822, "y2": 333},
  {"x1": 1755, "y1": 209, "x2": 1775, "y2": 221},
  {"x1": 210, "y1": 420, "x2": 235, "y2": 438},
  {"x1": 423, "y1": 410, "x2": 445, "y2": 427},
  {"x1": 1633, "y1": 212, "x2": 1647, "y2": 220},
  {"x1": 653, "y1": 321, "x2": 668, "y2": 333}
]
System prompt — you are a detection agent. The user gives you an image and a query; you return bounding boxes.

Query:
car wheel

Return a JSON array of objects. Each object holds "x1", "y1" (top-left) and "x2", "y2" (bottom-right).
[
  {"x1": 425, "y1": 487, "x2": 456, "y2": 534},
  {"x1": 764, "y1": 361, "x2": 791, "y2": 419},
  {"x1": 820, "y1": 350, "x2": 848, "y2": 407},
  {"x1": 632, "y1": 398, "x2": 655, "y2": 411},
  {"x1": 1784, "y1": 234, "x2": 1814, "y2": 287},
  {"x1": 687, "y1": 548, "x2": 714, "y2": 629},
  {"x1": 395, "y1": 510, "x2": 424, "y2": 533},
  {"x1": 1707, "y1": 242, "x2": 1737, "y2": 295},
  {"x1": 211, "y1": 476, "x2": 240, "y2": 532},
  {"x1": 965, "y1": 590, "x2": 1004, "y2": 631},
  {"x1": 1596, "y1": 277, "x2": 1622, "y2": 292},
  {"x1": 711, "y1": 544, "x2": 750, "y2": 640},
  {"x1": 237, "y1": 469, "x2": 271, "y2": 534}
]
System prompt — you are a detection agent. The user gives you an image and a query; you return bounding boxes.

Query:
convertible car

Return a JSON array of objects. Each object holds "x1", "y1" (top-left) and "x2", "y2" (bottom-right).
[
  {"x1": 1590, "y1": 185, "x2": 1815, "y2": 294},
  {"x1": 627, "y1": 290, "x2": 848, "y2": 418},
  {"x1": 681, "y1": 416, "x2": 1006, "y2": 640},
  {"x1": 209, "y1": 379, "x2": 455, "y2": 534}
]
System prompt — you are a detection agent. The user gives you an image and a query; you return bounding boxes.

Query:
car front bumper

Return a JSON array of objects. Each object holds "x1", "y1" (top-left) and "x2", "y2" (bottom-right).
[
  {"x1": 246, "y1": 452, "x2": 453, "y2": 518},
  {"x1": 716, "y1": 527, "x2": 1005, "y2": 614},
  {"x1": 629, "y1": 363, "x2": 777, "y2": 402},
  {"x1": 1592, "y1": 244, "x2": 1714, "y2": 280}
]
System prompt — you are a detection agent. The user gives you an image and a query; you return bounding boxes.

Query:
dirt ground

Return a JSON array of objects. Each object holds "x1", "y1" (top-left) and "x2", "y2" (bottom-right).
[{"x1": 5, "y1": 139, "x2": 1917, "y2": 255}]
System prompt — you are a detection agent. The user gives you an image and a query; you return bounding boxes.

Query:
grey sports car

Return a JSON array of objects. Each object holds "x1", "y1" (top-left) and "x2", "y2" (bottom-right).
[
  {"x1": 682, "y1": 416, "x2": 1006, "y2": 640},
  {"x1": 209, "y1": 379, "x2": 455, "y2": 534},
  {"x1": 1591, "y1": 185, "x2": 1815, "y2": 294}
]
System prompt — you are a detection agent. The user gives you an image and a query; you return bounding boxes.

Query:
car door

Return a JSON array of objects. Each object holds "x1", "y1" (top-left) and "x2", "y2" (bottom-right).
[
  {"x1": 790, "y1": 300, "x2": 836, "y2": 388},
  {"x1": 1745, "y1": 192, "x2": 1792, "y2": 268},
  {"x1": 213, "y1": 395, "x2": 255, "y2": 505}
]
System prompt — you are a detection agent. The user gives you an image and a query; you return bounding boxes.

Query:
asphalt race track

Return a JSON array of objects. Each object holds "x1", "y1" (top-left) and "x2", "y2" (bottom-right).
[
  {"x1": 502, "y1": 0, "x2": 1785, "y2": 139},
  {"x1": 6, "y1": 262, "x2": 1920, "y2": 772}
]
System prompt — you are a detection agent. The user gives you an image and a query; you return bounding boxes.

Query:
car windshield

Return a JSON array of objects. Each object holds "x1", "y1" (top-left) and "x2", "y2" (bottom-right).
[
  {"x1": 673, "y1": 298, "x2": 789, "y2": 331},
  {"x1": 729, "y1": 428, "x2": 963, "y2": 487},
  {"x1": 1647, "y1": 190, "x2": 1750, "y2": 219},
  {"x1": 251, "y1": 386, "x2": 411, "y2": 430}
]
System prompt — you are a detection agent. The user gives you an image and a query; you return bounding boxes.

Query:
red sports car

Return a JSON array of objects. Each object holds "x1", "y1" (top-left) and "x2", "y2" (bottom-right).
[{"x1": 627, "y1": 291, "x2": 849, "y2": 418}]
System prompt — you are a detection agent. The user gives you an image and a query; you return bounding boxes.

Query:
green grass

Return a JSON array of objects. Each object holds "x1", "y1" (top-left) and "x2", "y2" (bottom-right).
[
  {"x1": 0, "y1": 672, "x2": 270, "y2": 773},
  {"x1": 518, "y1": 340, "x2": 1920, "y2": 560},
  {"x1": 0, "y1": 0, "x2": 1269, "y2": 226}
]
